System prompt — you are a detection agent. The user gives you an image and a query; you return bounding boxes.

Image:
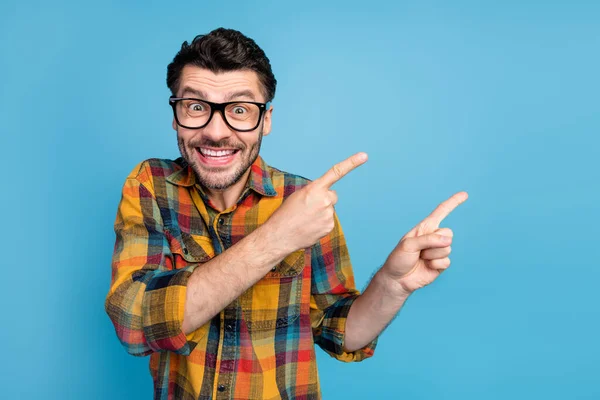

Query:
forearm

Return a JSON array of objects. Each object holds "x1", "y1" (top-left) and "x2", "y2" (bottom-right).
[
  {"x1": 182, "y1": 223, "x2": 290, "y2": 334},
  {"x1": 343, "y1": 268, "x2": 411, "y2": 352}
]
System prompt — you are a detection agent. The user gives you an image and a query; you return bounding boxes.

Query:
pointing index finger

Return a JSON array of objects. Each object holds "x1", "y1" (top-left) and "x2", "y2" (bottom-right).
[
  {"x1": 315, "y1": 152, "x2": 368, "y2": 188},
  {"x1": 425, "y1": 191, "x2": 469, "y2": 228}
]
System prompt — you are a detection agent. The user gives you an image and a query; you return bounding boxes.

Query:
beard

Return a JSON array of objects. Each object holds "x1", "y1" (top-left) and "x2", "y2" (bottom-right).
[{"x1": 177, "y1": 126, "x2": 263, "y2": 191}]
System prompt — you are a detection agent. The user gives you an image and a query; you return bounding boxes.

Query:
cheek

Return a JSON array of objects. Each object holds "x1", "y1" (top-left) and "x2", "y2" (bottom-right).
[
  {"x1": 177, "y1": 129, "x2": 195, "y2": 144},
  {"x1": 177, "y1": 133, "x2": 194, "y2": 155},
  {"x1": 242, "y1": 137, "x2": 260, "y2": 152}
]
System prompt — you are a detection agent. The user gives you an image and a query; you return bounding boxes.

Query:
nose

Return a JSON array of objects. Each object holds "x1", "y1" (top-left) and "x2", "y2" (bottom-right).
[{"x1": 202, "y1": 109, "x2": 233, "y2": 142}]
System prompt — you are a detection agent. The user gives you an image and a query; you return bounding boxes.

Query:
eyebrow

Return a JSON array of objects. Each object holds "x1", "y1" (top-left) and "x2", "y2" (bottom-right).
[
  {"x1": 224, "y1": 90, "x2": 257, "y2": 102},
  {"x1": 180, "y1": 87, "x2": 259, "y2": 103},
  {"x1": 181, "y1": 87, "x2": 208, "y2": 99}
]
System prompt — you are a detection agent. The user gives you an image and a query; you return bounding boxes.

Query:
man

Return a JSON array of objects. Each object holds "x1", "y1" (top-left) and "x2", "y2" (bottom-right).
[{"x1": 105, "y1": 27, "x2": 468, "y2": 400}]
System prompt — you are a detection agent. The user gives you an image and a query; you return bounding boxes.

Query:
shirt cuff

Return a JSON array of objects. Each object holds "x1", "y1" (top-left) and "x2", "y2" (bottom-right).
[
  {"x1": 316, "y1": 295, "x2": 378, "y2": 362},
  {"x1": 141, "y1": 265, "x2": 206, "y2": 355}
]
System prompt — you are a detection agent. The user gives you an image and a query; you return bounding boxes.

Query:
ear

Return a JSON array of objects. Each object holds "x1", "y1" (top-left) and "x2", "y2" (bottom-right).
[
  {"x1": 172, "y1": 118, "x2": 177, "y2": 131},
  {"x1": 262, "y1": 105, "x2": 273, "y2": 137}
]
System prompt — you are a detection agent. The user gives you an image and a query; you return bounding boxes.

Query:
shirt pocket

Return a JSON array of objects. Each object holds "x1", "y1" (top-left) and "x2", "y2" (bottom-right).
[
  {"x1": 241, "y1": 249, "x2": 306, "y2": 332},
  {"x1": 166, "y1": 229, "x2": 214, "y2": 266},
  {"x1": 164, "y1": 229, "x2": 213, "y2": 344}
]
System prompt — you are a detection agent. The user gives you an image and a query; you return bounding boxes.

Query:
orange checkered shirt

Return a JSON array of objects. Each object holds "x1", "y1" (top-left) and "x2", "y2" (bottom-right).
[{"x1": 105, "y1": 155, "x2": 377, "y2": 399}]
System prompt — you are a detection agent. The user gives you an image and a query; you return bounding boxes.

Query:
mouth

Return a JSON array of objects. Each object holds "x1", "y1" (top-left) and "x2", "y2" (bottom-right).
[{"x1": 195, "y1": 147, "x2": 240, "y2": 167}]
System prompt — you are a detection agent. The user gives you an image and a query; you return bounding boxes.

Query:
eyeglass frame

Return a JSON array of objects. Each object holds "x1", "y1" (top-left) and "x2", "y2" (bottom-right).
[{"x1": 169, "y1": 96, "x2": 271, "y2": 132}]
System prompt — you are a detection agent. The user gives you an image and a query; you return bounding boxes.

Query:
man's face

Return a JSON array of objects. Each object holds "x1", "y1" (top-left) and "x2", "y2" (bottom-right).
[{"x1": 173, "y1": 65, "x2": 272, "y2": 190}]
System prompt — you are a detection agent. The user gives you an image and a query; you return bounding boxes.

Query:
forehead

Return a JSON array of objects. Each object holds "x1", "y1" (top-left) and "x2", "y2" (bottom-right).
[{"x1": 178, "y1": 65, "x2": 264, "y2": 102}]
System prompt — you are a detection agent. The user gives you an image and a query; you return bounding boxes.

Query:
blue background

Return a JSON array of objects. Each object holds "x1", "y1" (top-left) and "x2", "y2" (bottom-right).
[{"x1": 1, "y1": 1, "x2": 598, "y2": 399}]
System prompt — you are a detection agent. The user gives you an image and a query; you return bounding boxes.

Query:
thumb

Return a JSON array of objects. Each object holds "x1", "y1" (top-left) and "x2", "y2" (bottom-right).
[{"x1": 400, "y1": 232, "x2": 452, "y2": 253}]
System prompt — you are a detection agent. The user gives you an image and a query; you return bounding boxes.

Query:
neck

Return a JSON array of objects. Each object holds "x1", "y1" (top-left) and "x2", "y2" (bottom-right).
[{"x1": 204, "y1": 168, "x2": 252, "y2": 212}]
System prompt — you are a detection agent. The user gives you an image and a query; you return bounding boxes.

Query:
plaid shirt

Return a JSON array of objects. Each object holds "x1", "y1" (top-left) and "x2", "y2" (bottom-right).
[{"x1": 105, "y1": 155, "x2": 377, "y2": 399}]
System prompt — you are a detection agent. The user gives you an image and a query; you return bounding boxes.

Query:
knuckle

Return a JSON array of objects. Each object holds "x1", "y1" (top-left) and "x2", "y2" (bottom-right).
[
  {"x1": 433, "y1": 258, "x2": 451, "y2": 269},
  {"x1": 417, "y1": 222, "x2": 430, "y2": 235},
  {"x1": 438, "y1": 233, "x2": 450, "y2": 242},
  {"x1": 438, "y1": 227, "x2": 452, "y2": 236},
  {"x1": 306, "y1": 188, "x2": 318, "y2": 200},
  {"x1": 332, "y1": 164, "x2": 343, "y2": 179},
  {"x1": 398, "y1": 238, "x2": 408, "y2": 250},
  {"x1": 399, "y1": 238, "x2": 417, "y2": 254}
]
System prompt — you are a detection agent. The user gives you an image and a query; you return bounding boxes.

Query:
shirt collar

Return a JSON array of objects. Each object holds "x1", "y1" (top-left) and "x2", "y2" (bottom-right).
[
  {"x1": 247, "y1": 155, "x2": 278, "y2": 197},
  {"x1": 165, "y1": 159, "x2": 196, "y2": 187},
  {"x1": 166, "y1": 156, "x2": 277, "y2": 197}
]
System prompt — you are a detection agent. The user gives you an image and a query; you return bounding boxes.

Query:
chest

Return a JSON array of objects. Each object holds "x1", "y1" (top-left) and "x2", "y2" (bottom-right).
[{"x1": 160, "y1": 186, "x2": 311, "y2": 331}]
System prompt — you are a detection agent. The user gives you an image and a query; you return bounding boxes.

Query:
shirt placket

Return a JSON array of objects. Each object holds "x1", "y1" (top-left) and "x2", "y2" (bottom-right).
[
  {"x1": 190, "y1": 186, "x2": 255, "y2": 398},
  {"x1": 210, "y1": 207, "x2": 238, "y2": 399}
]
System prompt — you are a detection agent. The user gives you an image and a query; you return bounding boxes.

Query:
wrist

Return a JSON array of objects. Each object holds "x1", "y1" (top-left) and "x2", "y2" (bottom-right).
[
  {"x1": 377, "y1": 266, "x2": 414, "y2": 298},
  {"x1": 253, "y1": 222, "x2": 295, "y2": 262}
]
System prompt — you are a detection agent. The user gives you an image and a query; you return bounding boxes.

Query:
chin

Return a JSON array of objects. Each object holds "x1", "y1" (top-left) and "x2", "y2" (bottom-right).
[{"x1": 193, "y1": 166, "x2": 245, "y2": 190}]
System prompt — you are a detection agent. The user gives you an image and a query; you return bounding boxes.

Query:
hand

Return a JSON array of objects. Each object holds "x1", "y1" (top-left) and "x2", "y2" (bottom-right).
[
  {"x1": 381, "y1": 191, "x2": 469, "y2": 294},
  {"x1": 267, "y1": 152, "x2": 368, "y2": 253}
]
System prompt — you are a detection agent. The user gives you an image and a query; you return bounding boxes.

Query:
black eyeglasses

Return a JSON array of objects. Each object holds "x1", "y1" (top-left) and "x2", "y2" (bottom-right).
[{"x1": 169, "y1": 96, "x2": 270, "y2": 132}]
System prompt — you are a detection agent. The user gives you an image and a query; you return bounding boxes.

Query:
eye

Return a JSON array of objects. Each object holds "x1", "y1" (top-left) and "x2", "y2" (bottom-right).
[
  {"x1": 232, "y1": 106, "x2": 247, "y2": 114},
  {"x1": 188, "y1": 102, "x2": 205, "y2": 112}
]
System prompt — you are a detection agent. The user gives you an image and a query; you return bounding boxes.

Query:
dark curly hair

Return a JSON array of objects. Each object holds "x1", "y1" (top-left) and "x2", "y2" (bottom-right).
[{"x1": 166, "y1": 28, "x2": 277, "y2": 102}]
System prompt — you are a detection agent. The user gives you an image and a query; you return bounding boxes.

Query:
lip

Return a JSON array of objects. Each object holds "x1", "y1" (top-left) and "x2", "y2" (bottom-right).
[{"x1": 195, "y1": 147, "x2": 239, "y2": 167}]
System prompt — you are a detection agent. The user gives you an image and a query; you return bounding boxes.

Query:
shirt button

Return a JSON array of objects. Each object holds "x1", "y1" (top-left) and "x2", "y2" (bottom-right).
[
  {"x1": 218, "y1": 217, "x2": 225, "y2": 225},
  {"x1": 271, "y1": 266, "x2": 277, "y2": 272},
  {"x1": 183, "y1": 248, "x2": 188, "y2": 255},
  {"x1": 226, "y1": 324, "x2": 233, "y2": 331},
  {"x1": 217, "y1": 384, "x2": 226, "y2": 392}
]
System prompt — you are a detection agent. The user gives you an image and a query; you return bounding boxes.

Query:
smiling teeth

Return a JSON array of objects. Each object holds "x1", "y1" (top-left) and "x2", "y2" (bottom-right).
[{"x1": 200, "y1": 148, "x2": 235, "y2": 157}]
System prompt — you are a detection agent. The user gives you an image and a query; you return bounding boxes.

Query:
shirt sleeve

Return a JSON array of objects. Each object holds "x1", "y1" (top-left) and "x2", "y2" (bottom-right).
[
  {"x1": 105, "y1": 162, "x2": 204, "y2": 357},
  {"x1": 310, "y1": 213, "x2": 378, "y2": 362}
]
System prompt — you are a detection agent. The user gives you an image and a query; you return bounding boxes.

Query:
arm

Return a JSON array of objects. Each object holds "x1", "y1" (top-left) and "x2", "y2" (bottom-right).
[
  {"x1": 107, "y1": 152, "x2": 371, "y2": 355},
  {"x1": 310, "y1": 214, "x2": 378, "y2": 362},
  {"x1": 106, "y1": 170, "x2": 185, "y2": 356},
  {"x1": 105, "y1": 163, "x2": 290, "y2": 355},
  {"x1": 185, "y1": 153, "x2": 381, "y2": 336},
  {"x1": 181, "y1": 224, "x2": 288, "y2": 334},
  {"x1": 344, "y1": 192, "x2": 469, "y2": 351},
  {"x1": 343, "y1": 269, "x2": 410, "y2": 352}
]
